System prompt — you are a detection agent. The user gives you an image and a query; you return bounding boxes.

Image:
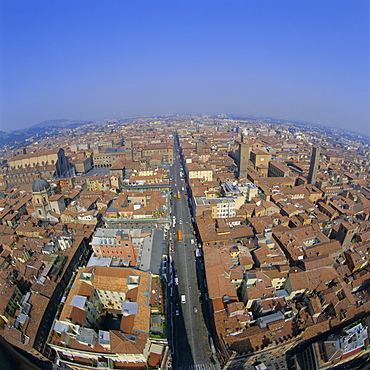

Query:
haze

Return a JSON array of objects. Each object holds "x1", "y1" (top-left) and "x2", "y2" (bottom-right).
[{"x1": 1, "y1": 0, "x2": 369, "y2": 136}]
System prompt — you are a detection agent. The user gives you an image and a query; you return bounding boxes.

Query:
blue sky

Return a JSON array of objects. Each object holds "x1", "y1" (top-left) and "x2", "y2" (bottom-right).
[{"x1": 1, "y1": 0, "x2": 369, "y2": 135}]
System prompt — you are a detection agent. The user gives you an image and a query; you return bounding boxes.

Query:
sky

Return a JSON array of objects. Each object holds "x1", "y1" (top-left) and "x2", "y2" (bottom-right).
[{"x1": 1, "y1": 0, "x2": 369, "y2": 135}]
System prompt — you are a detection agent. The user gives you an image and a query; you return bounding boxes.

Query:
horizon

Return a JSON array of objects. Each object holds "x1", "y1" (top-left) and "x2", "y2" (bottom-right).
[
  {"x1": 1, "y1": 113, "x2": 369, "y2": 140},
  {"x1": 1, "y1": 0, "x2": 369, "y2": 136}
]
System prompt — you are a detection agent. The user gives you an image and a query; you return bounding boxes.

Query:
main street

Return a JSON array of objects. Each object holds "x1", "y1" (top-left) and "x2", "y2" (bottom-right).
[{"x1": 167, "y1": 138, "x2": 219, "y2": 370}]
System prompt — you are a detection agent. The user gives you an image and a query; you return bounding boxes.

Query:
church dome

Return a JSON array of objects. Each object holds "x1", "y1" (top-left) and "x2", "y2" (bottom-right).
[{"x1": 32, "y1": 172, "x2": 51, "y2": 193}]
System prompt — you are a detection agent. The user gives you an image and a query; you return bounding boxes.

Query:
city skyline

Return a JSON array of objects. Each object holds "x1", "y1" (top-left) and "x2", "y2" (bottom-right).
[
  {"x1": 0, "y1": 116, "x2": 369, "y2": 369},
  {"x1": 1, "y1": 0, "x2": 369, "y2": 136}
]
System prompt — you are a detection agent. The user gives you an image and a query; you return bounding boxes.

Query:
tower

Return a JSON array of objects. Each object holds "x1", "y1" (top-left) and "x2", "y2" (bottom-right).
[
  {"x1": 196, "y1": 140, "x2": 204, "y2": 154},
  {"x1": 238, "y1": 129, "x2": 250, "y2": 179},
  {"x1": 307, "y1": 147, "x2": 320, "y2": 184},
  {"x1": 336, "y1": 221, "x2": 357, "y2": 249}
]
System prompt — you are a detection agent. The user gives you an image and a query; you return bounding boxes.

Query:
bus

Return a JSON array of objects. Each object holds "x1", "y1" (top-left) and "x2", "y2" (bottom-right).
[
  {"x1": 177, "y1": 192, "x2": 181, "y2": 199},
  {"x1": 177, "y1": 229, "x2": 183, "y2": 242}
]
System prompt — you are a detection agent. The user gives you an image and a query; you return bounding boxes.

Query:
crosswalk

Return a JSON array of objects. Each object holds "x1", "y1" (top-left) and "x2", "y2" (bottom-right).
[{"x1": 176, "y1": 364, "x2": 218, "y2": 370}]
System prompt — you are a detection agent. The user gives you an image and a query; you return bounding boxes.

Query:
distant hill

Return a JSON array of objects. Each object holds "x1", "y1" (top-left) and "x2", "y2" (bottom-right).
[
  {"x1": 31, "y1": 119, "x2": 92, "y2": 129},
  {"x1": 0, "y1": 119, "x2": 93, "y2": 148}
]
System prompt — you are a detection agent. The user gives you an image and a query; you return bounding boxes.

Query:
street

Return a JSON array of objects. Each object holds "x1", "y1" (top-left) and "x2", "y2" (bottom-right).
[{"x1": 167, "y1": 137, "x2": 219, "y2": 369}]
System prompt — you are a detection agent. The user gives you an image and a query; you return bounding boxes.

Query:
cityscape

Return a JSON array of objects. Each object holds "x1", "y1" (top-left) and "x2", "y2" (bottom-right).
[
  {"x1": 0, "y1": 114, "x2": 369, "y2": 370},
  {"x1": 1, "y1": 1, "x2": 369, "y2": 369}
]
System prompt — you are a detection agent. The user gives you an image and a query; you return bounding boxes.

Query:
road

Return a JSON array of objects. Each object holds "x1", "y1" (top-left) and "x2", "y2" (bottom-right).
[{"x1": 166, "y1": 136, "x2": 219, "y2": 370}]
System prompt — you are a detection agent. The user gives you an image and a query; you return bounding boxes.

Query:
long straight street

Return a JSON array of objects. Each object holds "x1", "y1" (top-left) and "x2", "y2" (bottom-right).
[{"x1": 167, "y1": 139, "x2": 219, "y2": 369}]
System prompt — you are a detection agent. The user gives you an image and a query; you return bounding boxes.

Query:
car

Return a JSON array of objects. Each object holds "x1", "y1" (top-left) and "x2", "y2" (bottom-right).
[
  {"x1": 174, "y1": 277, "x2": 178, "y2": 285},
  {"x1": 193, "y1": 306, "x2": 198, "y2": 313},
  {"x1": 181, "y1": 294, "x2": 186, "y2": 304},
  {"x1": 175, "y1": 309, "x2": 180, "y2": 316}
]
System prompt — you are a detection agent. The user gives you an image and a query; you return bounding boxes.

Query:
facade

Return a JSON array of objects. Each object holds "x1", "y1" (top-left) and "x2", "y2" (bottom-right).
[
  {"x1": 268, "y1": 160, "x2": 291, "y2": 177},
  {"x1": 141, "y1": 144, "x2": 174, "y2": 163},
  {"x1": 250, "y1": 149, "x2": 271, "y2": 177},
  {"x1": 86, "y1": 176, "x2": 111, "y2": 191},
  {"x1": 6, "y1": 148, "x2": 74, "y2": 181},
  {"x1": 74, "y1": 155, "x2": 93, "y2": 174},
  {"x1": 0, "y1": 285, "x2": 23, "y2": 327},
  {"x1": 187, "y1": 163, "x2": 213, "y2": 181},
  {"x1": 194, "y1": 197, "x2": 237, "y2": 218},
  {"x1": 93, "y1": 151, "x2": 119, "y2": 168}
]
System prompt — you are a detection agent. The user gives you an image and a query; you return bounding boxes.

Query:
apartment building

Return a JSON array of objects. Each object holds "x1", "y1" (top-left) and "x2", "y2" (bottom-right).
[{"x1": 48, "y1": 266, "x2": 165, "y2": 369}]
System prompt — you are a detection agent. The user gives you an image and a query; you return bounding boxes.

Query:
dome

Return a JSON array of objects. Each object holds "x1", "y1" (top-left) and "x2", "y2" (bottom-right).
[{"x1": 32, "y1": 175, "x2": 51, "y2": 193}]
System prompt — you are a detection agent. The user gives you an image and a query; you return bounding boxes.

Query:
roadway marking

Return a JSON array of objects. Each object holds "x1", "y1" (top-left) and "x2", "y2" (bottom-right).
[{"x1": 176, "y1": 365, "x2": 217, "y2": 370}]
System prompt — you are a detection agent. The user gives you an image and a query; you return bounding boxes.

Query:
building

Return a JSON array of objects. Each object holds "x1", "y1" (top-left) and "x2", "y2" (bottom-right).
[
  {"x1": 7, "y1": 148, "x2": 74, "y2": 184},
  {"x1": 48, "y1": 266, "x2": 166, "y2": 369},
  {"x1": 74, "y1": 154, "x2": 93, "y2": 174},
  {"x1": 141, "y1": 143, "x2": 174, "y2": 163},
  {"x1": 194, "y1": 197, "x2": 237, "y2": 218},
  {"x1": 90, "y1": 227, "x2": 164, "y2": 274},
  {"x1": 31, "y1": 172, "x2": 66, "y2": 220},
  {"x1": 93, "y1": 148, "x2": 125, "y2": 168},
  {"x1": 0, "y1": 284, "x2": 23, "y2": 327},
  {"x1": 250, "y1": 149, "x2": 271, "y2": 178},
  {"x1": 222, "y1": 181, "x2": 259, "y2": 202},
  {"x1": 307, "y1": 147, "x2": 320, "y2": 185},
  {"x1": 336, "y1": 221, "x2": 358, "y2": 249},
  {"x1": 196, "y1": 140, "x2": 204, "y2": 154},
  {"x1": 187, "y1": 163, "x2": 213, "y2": 181},
  {"x1": 268, "y1": 160, "x2": 291, "y2": 177},
  {"x1": 238, "y1": 130, "x2": 250, "y2": 179}
]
